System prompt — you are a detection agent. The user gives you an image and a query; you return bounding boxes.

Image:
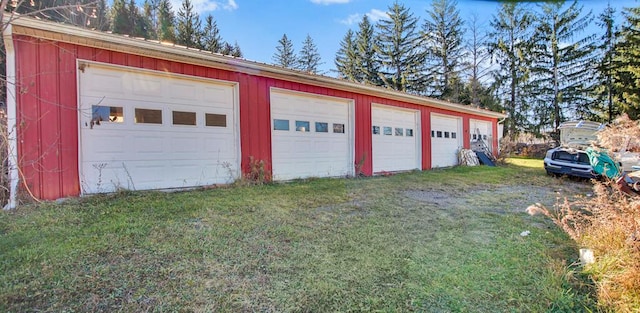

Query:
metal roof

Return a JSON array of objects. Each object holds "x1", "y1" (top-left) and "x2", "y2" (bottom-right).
[{"x1": 4, "y1": 13, "x2": 507, "y2": 119}]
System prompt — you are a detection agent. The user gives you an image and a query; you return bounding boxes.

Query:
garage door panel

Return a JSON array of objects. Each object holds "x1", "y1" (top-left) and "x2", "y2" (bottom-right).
[
  {"x1": 431, "y1": 114, "x2": 462, "y2": 168},
  {"x1": 271, "y1": 91, "x2": 352, "y2": 180},
  {"x1": 80, "y1": 64, "x2": 239, "y2": 194},
  {"x1": 372, "y1": 105, "x2": 420, "y2": 173}
]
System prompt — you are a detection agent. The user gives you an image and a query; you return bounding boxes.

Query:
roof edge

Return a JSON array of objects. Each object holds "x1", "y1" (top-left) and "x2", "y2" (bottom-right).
[{"x1": 4, "y1": 12, "x2": 507, "y2": 119}]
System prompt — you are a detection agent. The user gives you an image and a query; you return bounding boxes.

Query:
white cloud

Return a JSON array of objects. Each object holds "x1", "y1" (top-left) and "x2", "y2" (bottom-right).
[
  {"x1": 169, "y1": 0, "x2": 238, "y2": 14},
  {"x1": 311, "y1": 0, "x2": 351, "y2": 4},
  {"x1": 340, "y1": 9, "x2": 388, "y2": 25}
]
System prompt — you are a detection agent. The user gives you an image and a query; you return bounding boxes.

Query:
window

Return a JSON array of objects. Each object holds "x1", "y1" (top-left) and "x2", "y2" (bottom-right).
[
  {"x1": 436, "y1": 131, "x2": 443, "y2": 138},
  {"x1": 395, "y1": 127, "x2": 404, "y2": 136},
  {"x1": 406, "y1": 129, "x2": 414, "y2": 137},
  {"x1": 444, "y1": 132, "x2": 450, "y2": 138},
  {"x1": 473, "y1": 134, "x2": 477, "y2": 140},
  {"x1": 173, "y1": 111, "x2": 196, "y2": 126},
  {"x1": 383, "y1": 127, "x2": 392, "y2": 136},
  {"x1": 273, "y1": 119, "x2": 289, "y2": 131},
  {"x1": 296, "y1": 120, "x2": 310, "y2": 132},
  {"x1": 315, "y1": 122, "x2": 328, "y2": 133},
  {"x1": 451, "y1": 132, "x2": 457, "y2": 139},
  {"x1": 333, "y1": 123, "x2": 345, "y2": 134},
  {"x1": 92, "y1": 105, "x2": 123, "y2": 123},
  {"x1": 206, "y1": 113, "x2": 227, "y2": 127},
  {"x1": 431, "y1": 130, "x2": 435, "y2": 137},
  {"x1": 483, "y1": 135, "x2": 488, "y2": 140},
  {"x1": 372, "y1": 126, "x2": 380, "y2": 135},
  {"x1": 135, "y1": 108, "x2": 162, "y2": 124}
]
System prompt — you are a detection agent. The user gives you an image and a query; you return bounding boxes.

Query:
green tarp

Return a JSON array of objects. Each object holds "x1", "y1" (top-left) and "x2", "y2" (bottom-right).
[{"x1": 586, "y1": 147, "x2": 621, "y2": 179}]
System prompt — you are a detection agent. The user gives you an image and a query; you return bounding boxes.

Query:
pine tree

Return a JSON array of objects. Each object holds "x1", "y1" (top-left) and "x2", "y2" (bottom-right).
[
  {"x1": 201, "y1": 15, "x2": 223, "y2": 53},
  {"x1": 423, "y1": 0, "x2": 466, "y2": 101},
  {"x1": 488, "y1": 2, "x2": 535, "y2": 138},
  {"x1": 142, "y1": 0, "x2": 159, "y2": 40},
  {"x1": 157, "y1": 0, "x2": 176, "y2": 43},
  {"x1": 298, "y1": 34, "x2": 323, "y2": 74},
  {"x1": 176, "y1": 0, "x2": 202, "y2": 48},
  {"x1": 128, "y1": 0, "x2": 148, "y2": 38},
  {"x1": 531, "y1": 1, "x2": 596, "y2": 134},
  {"x1": 355, "y1": 15, "x2": 381, "y2": 86},
  {"x1": 111, "y1": 0, "x2": 132, "y2": 35},
  {"x1": 614, "y1": 6, "x2": 640, "y2": 119},
  {"x1": 273, "y1": 34, "x2": 297, "y2": 69},
  {"x1": 376, "y1": 1, "x2": 426, "y2": 93},
  {"x1": 335, "y1": 29, "x2": 361, "y2": 81},
  {"x1": 231, "y1": 42, "x2": 243, "y2": 57},
  {"x1": 594, "y1": 4, "x2": 619, "y2": 123}
]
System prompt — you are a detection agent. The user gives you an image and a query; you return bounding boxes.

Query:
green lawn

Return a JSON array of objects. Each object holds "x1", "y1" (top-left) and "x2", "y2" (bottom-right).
[{"x1": 0, "y1": 159, "x2": 597, "y2": 312}]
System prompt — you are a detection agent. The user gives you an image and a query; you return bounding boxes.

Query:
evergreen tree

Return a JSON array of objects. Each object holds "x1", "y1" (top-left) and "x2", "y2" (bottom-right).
[
  {"x1": 142, "y1": 0, "x2": 159, "y2": 40},
  {"x1": 201, "y1": 15, "x2": 223, "y2": 53},
  {"x1": 128, "y1": 0, "x2": 148, "y2": 38},
  {"x1": 273, "y1": 34, "x2": 297, "y2": 69},
  {"x1": 376, "y1": 1, "x2": 426, "y2": 93},
  {"x1": 355, "y1": 15, "x2": 381, "y2": 85},
  {"x1": 594, "y1": 4, "x2": 619, "y2": 123},
  {"x1": 488, "y1": 2, "x2": 535, "y2": 138},
  {"x1": 614, "y1": 7, "x2": 640, "y2": 119},
  {"x1": 111, "y1": 0, "x2": 132, "y2": 35},
  {"x1": 157, "y1": 0, "x2": 176, "y2": 43},
  {"x1": 231, "y1": 42, "x2": 243, "y2": 57},
  {"x1": 176, "y1": 0, "x2": 202, "y2": 48},
  {"x1": 298, "y1": 34, "x2": 323, "y2": 74},
  {"x1": 531, "y1": 1, "x2": 596, "y2": 134},
  {"x1": 423, "y1": 0, "x2": 466, "y2": 101},
  {"x1": 335, "y1": 29, "x2": 361, "y2": 81}
]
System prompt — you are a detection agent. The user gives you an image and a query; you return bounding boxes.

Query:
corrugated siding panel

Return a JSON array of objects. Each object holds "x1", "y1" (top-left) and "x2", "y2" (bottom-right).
[{"x1": 13, "y1": 35, "x2": 500, "y2": 200}]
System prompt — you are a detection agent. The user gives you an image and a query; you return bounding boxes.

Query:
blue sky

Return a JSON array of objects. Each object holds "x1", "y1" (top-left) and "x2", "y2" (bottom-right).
[{"x1": 170, "y1": 0, "x2": 637, "y2": 75}]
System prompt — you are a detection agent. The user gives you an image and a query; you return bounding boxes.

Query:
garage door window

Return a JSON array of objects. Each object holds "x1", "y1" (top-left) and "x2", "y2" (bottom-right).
[
  {"x1": 206, "y1": 113, "x2": 227, "y2": 127},
  {"x1": 383, "y1": 127, "x2": 392, "y2": 135},
  {"x1": 315, "y1": 122, "x2": 328, "y2": 133},
  {"x1": 452, "y1": 132, "x2": 457, "y2": 139},
  {"x1": 333, "y1": 123, "x2": 345, "y2": 134},
  {"x1": 372, "y1": 126, "x2": 380, "y2": 135},
  {"x1": 445, "y1": 132, "x2": 450, "y2": 138},
  {"x1": 406, "y1": 129, "x2": 414, "y2": 137},
  {"x1": 173, "y1": 111, "x2": 196, "y2": 126},
  {"x1": 296, "y1": 121, "x2": 310, "y2": 132},
  {"x1": 135, "y1": 108, "x2": 162, "y2": 124},
  {"x1": 395, "y1": 128, "x2": 404, "y2": 136},
  {"x1": 92, "y1": 105, "x2": 123, "y2": 123},
  {"x1": 437, "y1": 131, "x2": 443, "y2": 138},
  {"x1": 273, "y1": 119, "x2": 289, "y2": 131}
]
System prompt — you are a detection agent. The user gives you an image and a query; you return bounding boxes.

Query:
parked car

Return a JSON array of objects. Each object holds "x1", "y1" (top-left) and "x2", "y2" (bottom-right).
[{"x1": 543, "y1": 121, "x2": 603, "y2": 179}]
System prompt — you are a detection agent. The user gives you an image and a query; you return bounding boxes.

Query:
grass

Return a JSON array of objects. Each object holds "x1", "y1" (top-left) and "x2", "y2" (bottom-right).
[{"x1": 0, "y1": 159, "x2": 598, "y2": 312}]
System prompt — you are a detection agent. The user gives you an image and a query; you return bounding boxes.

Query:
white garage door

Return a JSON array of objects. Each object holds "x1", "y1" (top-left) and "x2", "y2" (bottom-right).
[
  {"x1": 270, "y1": 90, "x2": 353, "y2": 180},
  {"x1": 372, "y1": 105, "x2": 420, "y2": 173},
  {"x1": 470, "y1": 119, "x2": 493, "y2": 152},
  {"x1": 431, "y1": 113, "x2": 462, "y2": 168},
  {"x1": 78, "y1": 63, "x2": 239, "y2": 194}
]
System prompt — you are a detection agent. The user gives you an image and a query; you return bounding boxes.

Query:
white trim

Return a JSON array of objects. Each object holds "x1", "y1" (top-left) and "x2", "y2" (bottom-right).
[{"x1": 3, "y1": 23, "x2": 18, "y2": 210}]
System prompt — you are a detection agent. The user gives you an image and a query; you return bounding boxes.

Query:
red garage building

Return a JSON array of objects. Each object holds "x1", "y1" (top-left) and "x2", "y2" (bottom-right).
[{"x1": 3, "y1": 14, "x2": 506, "y2": 209}]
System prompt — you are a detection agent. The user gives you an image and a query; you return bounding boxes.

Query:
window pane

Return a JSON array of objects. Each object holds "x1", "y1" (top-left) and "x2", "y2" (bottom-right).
[
  {"x1": 333, "y1": 123, "x2": 345, "y2": 134},
  {"x1": 437, "y1": 131, "x2": 442, "y2": 138},
  {"x1": 173, "y1": 111, "x2": 196, "y2": 125},
  {"x1": 406, "y1": 129, "x2": 414, "y2": 137},
  {"x1": 315, "y1": 122, "x2": 328, "y2": 133},
  {"x1": 273, "y1": 119, "x2": 289, "y2": 131},
  {"x1": 451, "y1": 132, "x2": 457, "y2": 139},
  {"x1": 205, "y1": 113, "x2": 227, "y2": 127},
  {"x1": 296, "y1": 121, "x2": 310, "y2": 132},
  {"x1": 395, "y1": 127, "x2": 403, "y2": 136},
  {"x1": 383, "y1": 127, "x2": 392, "y2": 136},
  {"x1": 372, "y1": 126, "x2": 380, "y2": 135},
  {"x1": 431, "y1": 130, "x2": 435, "y2": 137},
  {"x1": 444, "y1": 132, "x2": 450, "y2": 138},
  {"x1": 92, "y1": 105, "x2": 123, "y2": 123},
  {"x1": 135, "y1": 108, "x2": 162, "y2": 124}
]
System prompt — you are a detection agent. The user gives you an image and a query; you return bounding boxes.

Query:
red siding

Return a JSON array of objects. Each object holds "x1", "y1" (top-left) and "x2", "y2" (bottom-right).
[{"x1": 12, "y1": 35, "x2": 501, "y2": 200}]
